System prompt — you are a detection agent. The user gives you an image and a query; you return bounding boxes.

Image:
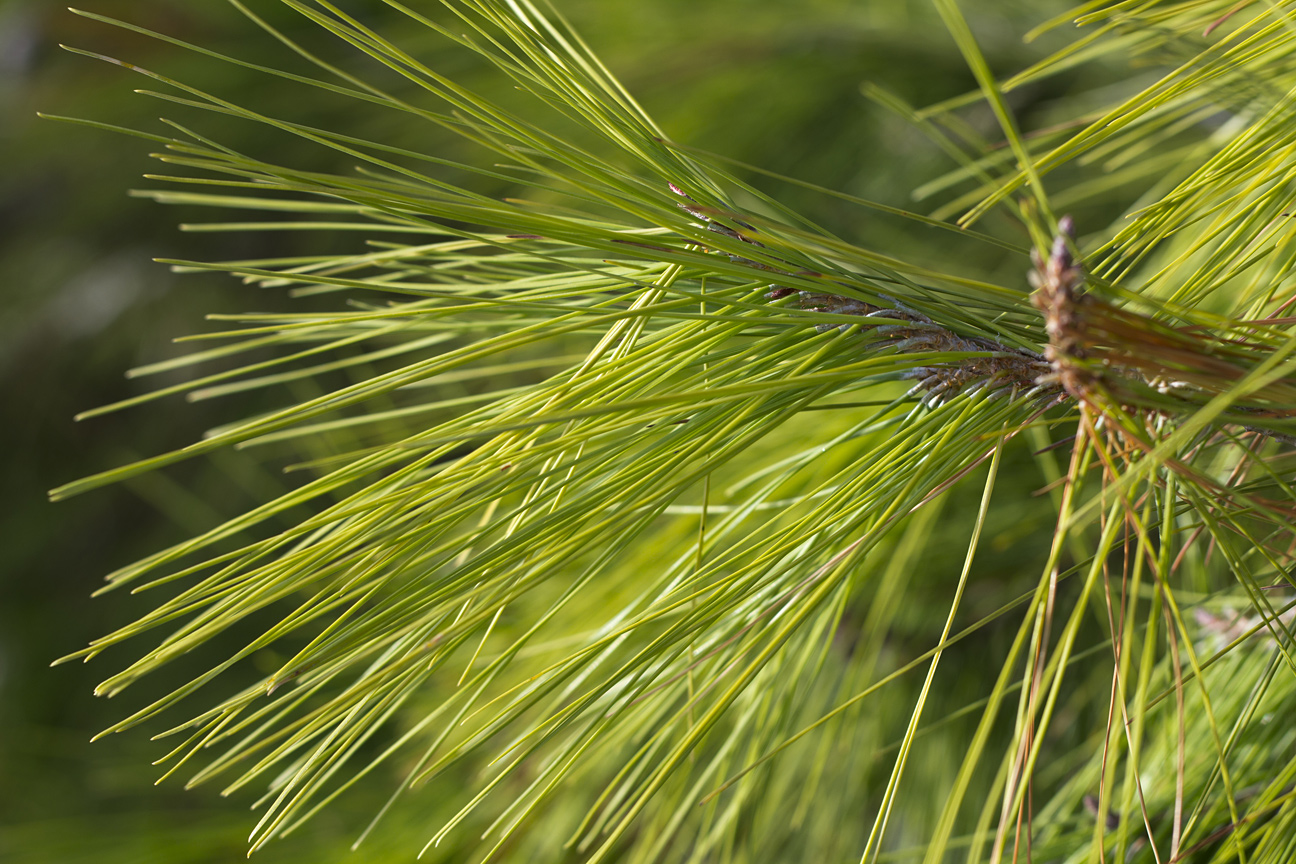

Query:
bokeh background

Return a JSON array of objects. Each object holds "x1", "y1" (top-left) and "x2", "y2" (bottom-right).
[{"x1": 1, "y1": 1, "x2": 1077, "y2": 860}]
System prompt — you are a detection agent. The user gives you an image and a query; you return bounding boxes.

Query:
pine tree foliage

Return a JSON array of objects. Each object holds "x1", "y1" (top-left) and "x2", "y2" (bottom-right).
[{"x1": 48, "y1": 0, "x2": 1296, "y2": 861}]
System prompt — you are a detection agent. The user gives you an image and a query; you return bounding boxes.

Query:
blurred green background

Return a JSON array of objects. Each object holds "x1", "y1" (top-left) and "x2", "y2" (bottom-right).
[{"x1": 0, "y1": 0, "x2": 1078, "y2": 860}]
